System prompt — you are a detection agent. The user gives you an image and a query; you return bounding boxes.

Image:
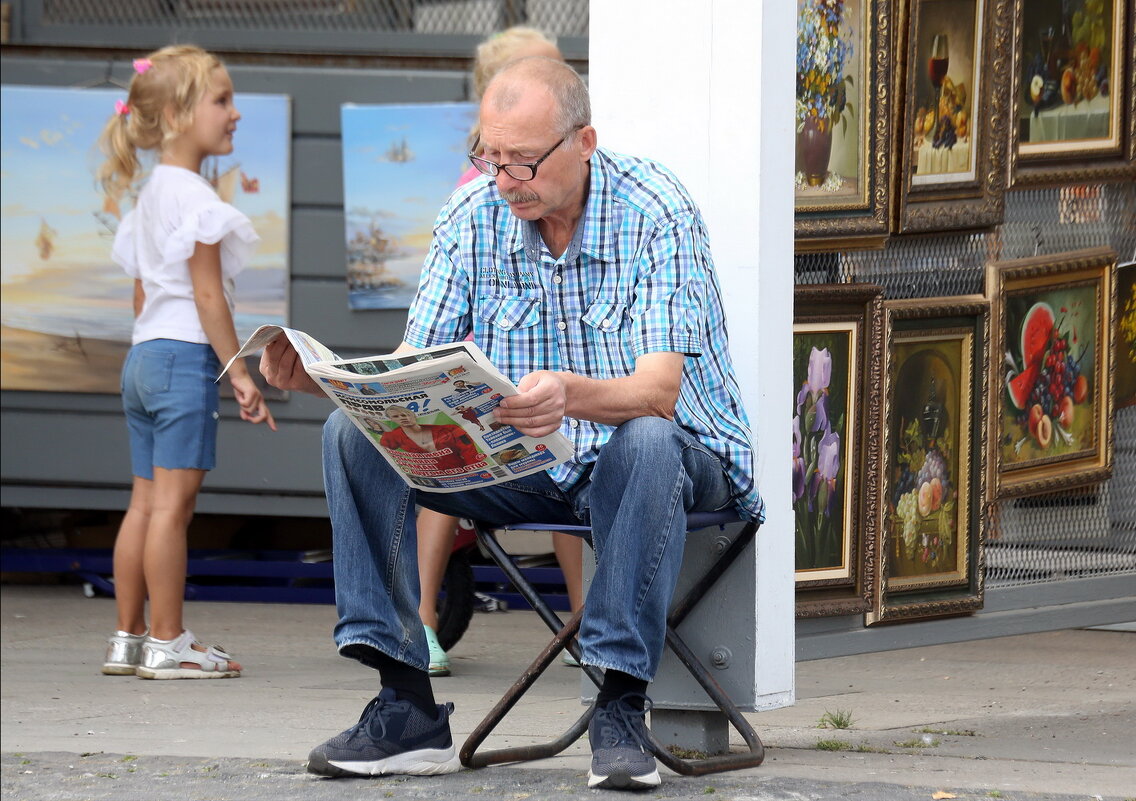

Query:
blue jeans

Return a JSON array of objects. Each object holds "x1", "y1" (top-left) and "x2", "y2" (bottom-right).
[
  {"x1": 323, "y1": 409, "x2": 735, "y2": 682},
  {"x1": 121, "y1": 339, "x2": 221, "y2": 479}
]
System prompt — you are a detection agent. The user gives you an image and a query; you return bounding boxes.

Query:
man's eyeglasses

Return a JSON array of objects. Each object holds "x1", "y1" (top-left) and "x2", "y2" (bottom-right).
[{"x1": 468, "y1": 134, "x2": 569, "y2": 182}]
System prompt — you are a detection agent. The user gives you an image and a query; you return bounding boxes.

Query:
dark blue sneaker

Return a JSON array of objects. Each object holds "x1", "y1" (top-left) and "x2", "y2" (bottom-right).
[
  {"x1": 307, "y1": 688, "x2": 460, "y2": 777},
  {"x1": 587, "y1": 694, "x2": 661, "y2": 790}
]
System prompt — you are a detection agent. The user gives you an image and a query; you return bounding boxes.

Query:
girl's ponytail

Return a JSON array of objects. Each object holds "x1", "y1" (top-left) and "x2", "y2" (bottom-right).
[{"x1": 96, "y1": 101, "x2": 140, "y2": 204}]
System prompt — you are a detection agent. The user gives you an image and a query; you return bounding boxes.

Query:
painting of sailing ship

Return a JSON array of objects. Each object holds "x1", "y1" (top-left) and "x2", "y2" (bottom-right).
[
  {"x1": 1, "y1": 85, "x2": 290, "y2": 393},
  {"x1": 341, "y1": 102, "x2": 478, "y2": 310}
]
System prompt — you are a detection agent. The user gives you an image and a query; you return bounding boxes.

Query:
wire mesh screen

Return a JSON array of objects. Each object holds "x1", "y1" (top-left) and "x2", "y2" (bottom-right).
[
  {"x1": 796, "y1": 181, "x2": 1136, "y2": 587},
  {"x1": 38, "y1": 0, "x2": 589, "y2": 36}
]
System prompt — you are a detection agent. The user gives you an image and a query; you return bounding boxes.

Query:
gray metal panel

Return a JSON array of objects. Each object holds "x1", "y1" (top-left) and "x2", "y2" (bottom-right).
[
  {"x1": 291, "y1": 208, "x2": 346, "y2": 279},
  {"x1": 289, "y1": 279, "x2": 409, "y2": 354},
  {"x1": 796, "y1": 580, "x2": 1136, "y2": 661}
]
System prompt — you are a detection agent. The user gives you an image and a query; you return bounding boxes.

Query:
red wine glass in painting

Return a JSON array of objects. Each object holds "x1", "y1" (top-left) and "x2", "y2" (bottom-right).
[{"x1": 928, "y1": 34, "x2": 949, "y2": 136}]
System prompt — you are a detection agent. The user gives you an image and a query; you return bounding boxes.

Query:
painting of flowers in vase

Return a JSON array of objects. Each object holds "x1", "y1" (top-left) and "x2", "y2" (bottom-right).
[
  {"x1": 795, "y1": 0, "x2": 865, "y2": 201},
  {"x1": 793, "y1": 328, "x2": 856, "y2": 579},
  {"x1": 885, "y1": 334, "x2": 973, "y2": 588}
]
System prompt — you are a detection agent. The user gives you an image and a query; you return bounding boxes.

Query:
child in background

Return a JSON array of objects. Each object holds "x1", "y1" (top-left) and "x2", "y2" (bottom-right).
[
  {"x1": 417, "y1": 26, "x2": 584, "y2": 677},
  {"x1": 97, "y1": 45, "x2": 276, "y2": 679}
]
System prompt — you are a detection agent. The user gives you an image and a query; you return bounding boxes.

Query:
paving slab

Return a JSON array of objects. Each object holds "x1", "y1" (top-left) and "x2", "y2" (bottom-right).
[{"x1": 2, "y1": 585, "x2": 1134, "y2": 800}]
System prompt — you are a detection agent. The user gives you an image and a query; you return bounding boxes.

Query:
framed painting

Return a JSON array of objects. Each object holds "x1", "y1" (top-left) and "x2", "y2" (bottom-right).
[
  {"x1": 1117, "y1": 260, "x2": 1136, "y2": 409},
  {"x1": 0, "y1": 85, "x2": 290, "y2": 394},
  {"x1": 340, "y1": 102, "x2": 477, "y2": 310},
  {"x1": 867, "y1": 296, "x2": 988, "y2": 625},
  {"x1": 986, "y1": 246, "x2": 1116, "y2": 497},
  {"x1": 893, "y1": 0, "x2": 1013, "y2": 233},
  {"x1": 1010, "y1": 0, "x2": 1135, "y2": 185},
  {"x1": 794, "y1": 0, "x2": 894, "y2": 250},
  {"x1": 793, "y1": 284, "x2": 883, "y2": 617}
]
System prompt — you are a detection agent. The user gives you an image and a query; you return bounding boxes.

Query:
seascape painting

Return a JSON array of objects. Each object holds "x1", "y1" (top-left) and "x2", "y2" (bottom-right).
[
  {"x1": 0, "y1": 85, "x2": 290, "y2": 394},
  {"x1": 340, "y1": 102, "x2": 478, "y2": 310}
]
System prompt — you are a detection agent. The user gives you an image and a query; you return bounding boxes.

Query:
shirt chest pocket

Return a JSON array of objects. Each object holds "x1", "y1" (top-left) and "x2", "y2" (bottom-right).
[
  {"x1": 581, "y1": 301, "x2": 628, "y2": 334},
  {"x1": 478, "y1": 296, "x2": 542, "y2": 331}
]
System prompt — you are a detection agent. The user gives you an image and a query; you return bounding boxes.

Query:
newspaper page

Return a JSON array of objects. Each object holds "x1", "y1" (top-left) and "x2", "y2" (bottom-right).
[{"x1": 223, "y1": 325, "x2": 573, "y2": 492}]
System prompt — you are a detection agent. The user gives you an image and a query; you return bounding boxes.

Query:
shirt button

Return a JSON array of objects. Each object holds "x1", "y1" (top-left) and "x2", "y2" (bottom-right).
[
  {"x1": 553, "y1": 274, "x2": 563, "y2": 284},
  {"x1": 557, "y1": 320, "x2": 567, "y2": 330},
  {"x1": 570, "y1": 419, "x2": 579, "y2": 429}
]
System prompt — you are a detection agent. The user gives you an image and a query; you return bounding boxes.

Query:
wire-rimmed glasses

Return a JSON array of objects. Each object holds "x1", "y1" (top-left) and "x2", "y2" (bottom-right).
[{"x1": 467, "y1": 134, "x2": 568, "y2": 181}]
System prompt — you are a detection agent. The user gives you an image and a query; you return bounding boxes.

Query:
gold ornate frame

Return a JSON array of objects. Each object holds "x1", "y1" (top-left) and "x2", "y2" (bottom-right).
[
  {"x1": 1010, "y1": 0, "x2": 1135, "y2": 186},
  {"x1": 793, "y1": 284, "x2": 883, "y2": 617},
  {"x1": 985, "y1": 247, "x2": 1117, "y2": 498},
  {"x1": 795, "y1": 0, "x2": 895, "y2": 251},
  {"x1": 892, "y1": 0, "x2": 1014, "y2": 233},
  {"x1": 867, "y1": 295, "x2": 989, "y2": 625}
]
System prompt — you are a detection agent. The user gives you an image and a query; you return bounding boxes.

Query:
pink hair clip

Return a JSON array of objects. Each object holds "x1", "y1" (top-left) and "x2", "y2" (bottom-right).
[
  {"x1": 132, "y1": 58, "x2": 153, "y2": 75},
  {"x1": 115, "y1": 100, "x2": 130, "y2": 116}
]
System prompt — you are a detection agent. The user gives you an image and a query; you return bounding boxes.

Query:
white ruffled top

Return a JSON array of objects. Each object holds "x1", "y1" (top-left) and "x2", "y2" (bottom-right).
[{"x1": 112, "y1": 164, "x2": 259, "y2": 346}]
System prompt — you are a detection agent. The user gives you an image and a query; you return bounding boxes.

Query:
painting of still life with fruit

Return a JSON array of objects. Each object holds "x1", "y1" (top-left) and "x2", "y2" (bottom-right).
[
  {"x1": 910, "y1": 0, "x2": 982, "y2": 184},
  {"x1": 1000, "y1": 283, "x2": 1098, "y2": 466},
  {"x1": 886, "y1": 337, "x2": 971, "y2": 586},
  {"x1": 1017, "y1": 0, "x2": 1121, "y2": 154}
]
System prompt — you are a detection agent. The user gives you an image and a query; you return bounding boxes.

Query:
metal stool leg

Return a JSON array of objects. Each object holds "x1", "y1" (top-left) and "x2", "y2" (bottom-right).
[{"x1": 459, "y1": 519, "x2": 764, "y2": 774}]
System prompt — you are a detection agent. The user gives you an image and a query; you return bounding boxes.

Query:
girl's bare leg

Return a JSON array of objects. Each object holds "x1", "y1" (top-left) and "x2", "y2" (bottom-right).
[
  {"x1": 417, "y1": 508, "x2": 459, "y2": 630},
  {"x1": 144, "y1": 466, "x2": 205, "y2": 641},
  {"x1": 112, "y1": 476, "x2": 154, "y2": 635},
  {"x1": 553, "y1": 530, "x2": 585, "y2": 614}
]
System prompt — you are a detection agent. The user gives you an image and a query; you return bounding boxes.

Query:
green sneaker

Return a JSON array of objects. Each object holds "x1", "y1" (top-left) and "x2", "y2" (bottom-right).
[{"x1": 423, "y1": 625, "x2": 450, "y2": 677}]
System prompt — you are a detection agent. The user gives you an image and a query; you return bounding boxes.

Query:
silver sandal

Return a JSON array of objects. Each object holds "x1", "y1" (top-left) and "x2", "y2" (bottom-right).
[
  {"x1": 101, "y1": 630, "x2": 147, "y2": 676},
  {"x1": 135, "y1": 629, "x2": 241, "y2": 680}
]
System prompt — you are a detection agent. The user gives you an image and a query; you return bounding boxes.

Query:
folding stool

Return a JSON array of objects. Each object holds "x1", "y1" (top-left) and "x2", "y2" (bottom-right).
[{"x1": 460, "y1": 510, "x2": 765, "y2": 776}]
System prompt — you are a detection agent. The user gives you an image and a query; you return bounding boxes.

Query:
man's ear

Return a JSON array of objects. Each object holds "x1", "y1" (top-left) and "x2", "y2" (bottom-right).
[{"x1": 576, "y1": 125, "x2": 598, "y2": 161}]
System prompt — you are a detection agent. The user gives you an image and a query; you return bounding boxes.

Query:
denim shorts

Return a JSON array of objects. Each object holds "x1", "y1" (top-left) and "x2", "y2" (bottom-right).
[{"x1": 121, "y1": 339, "x2": 221, "y2": 479}]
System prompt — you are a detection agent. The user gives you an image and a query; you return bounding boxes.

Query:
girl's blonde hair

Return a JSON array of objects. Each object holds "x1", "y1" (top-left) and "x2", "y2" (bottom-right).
[
  {"x1": 468, "y1": 26, "x2": 560, "y2": 150},
  {"x1": 97, "y1": 45, "x2": 224, "y2": 202},
  {"x1": 472, "y1": 26, "x2": 558, "y2": 101}
]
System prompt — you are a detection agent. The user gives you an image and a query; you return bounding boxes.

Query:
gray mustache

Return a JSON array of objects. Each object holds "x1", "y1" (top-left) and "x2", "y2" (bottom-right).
[{"x1": 501, "y1": 190, "x2": 540, "y2": 203}]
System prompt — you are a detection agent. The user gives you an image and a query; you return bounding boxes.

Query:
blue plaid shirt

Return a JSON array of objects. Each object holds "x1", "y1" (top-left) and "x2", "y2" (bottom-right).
[{"x1": 405, "y1": 147, "x2": 764, "y2": 523}]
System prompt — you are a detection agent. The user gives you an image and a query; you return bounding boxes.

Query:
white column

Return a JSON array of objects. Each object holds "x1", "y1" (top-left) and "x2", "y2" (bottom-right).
[{"x1": 590, "y1": 0, "x2": 795, "y2": 708}]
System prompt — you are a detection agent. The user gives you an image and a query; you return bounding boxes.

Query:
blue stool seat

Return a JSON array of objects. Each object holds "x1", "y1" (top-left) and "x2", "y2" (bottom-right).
[{"x1": 460, "y1": 512, "x2": 764, "y2": 775}]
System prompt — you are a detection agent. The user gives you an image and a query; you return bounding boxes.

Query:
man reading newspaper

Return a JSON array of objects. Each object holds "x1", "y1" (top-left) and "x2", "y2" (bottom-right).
[{"x1": 259, "y1": 57, "x2": 764, "y2": 791}]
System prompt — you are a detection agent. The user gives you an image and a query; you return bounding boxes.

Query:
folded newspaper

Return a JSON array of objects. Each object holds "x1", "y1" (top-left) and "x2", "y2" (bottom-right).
[{"x1": 223, "y1": 325, "x2": 572, "y2": 492}]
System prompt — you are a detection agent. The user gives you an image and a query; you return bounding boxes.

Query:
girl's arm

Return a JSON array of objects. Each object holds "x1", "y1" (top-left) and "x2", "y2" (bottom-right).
[
  {"x1": 188, "y1": 240, "x2": 276, "y2": 430},
  {"x1": 133, "y1": 279, "x2": 145, "y2": 318}
]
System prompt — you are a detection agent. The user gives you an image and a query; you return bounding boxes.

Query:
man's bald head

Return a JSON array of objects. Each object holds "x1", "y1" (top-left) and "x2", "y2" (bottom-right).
[{"x1": 482, "y1": 56, "x2": 590, "y2": 135}]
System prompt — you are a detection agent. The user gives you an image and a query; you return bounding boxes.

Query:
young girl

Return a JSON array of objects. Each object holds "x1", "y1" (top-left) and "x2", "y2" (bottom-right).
[{"x1": 97, "y1": 45, "x2": 275, "y2": 679}]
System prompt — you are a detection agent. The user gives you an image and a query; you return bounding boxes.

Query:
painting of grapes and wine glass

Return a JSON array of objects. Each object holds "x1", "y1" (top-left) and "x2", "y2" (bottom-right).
[
  {"x1": 893, "y1": 0, "x2": 1012, "y2": 233},
  {"x1": 987, "y1": 247, "x2": 1116, "y2": 497}
]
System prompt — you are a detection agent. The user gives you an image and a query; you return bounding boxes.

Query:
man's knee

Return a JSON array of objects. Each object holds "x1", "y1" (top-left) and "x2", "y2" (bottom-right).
[
  {"x1": 323, "y1": 408, "x2": 371, "y2": 464},
  {"x1": 606, "y1": 416, "x2": 681, "y2": 454}
]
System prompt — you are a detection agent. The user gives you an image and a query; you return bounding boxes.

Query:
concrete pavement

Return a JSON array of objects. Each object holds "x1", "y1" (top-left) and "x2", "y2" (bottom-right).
[{"x1": 2, "y1": 585, "x2": 1134, "y2": 800}]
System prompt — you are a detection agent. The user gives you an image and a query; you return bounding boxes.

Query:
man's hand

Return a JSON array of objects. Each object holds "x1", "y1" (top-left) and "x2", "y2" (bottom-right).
[
  {"x1": 495, "y1": 370, "x2": 567, "y2": 437},
  {"x1": 259, "y1": 333, "x2": 322, "y2": 396}
]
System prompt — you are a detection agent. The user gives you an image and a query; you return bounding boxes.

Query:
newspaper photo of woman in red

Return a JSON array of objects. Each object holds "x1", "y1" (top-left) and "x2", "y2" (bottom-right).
[{"x1": 378, "y1": 405, "x2": 482, "y2": 471}]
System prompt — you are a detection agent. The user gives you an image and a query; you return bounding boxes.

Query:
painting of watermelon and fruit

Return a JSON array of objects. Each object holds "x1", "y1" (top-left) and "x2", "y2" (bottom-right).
[{"x1": 1001, "y1": 285, "x2": 1099, "y2": 468}]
